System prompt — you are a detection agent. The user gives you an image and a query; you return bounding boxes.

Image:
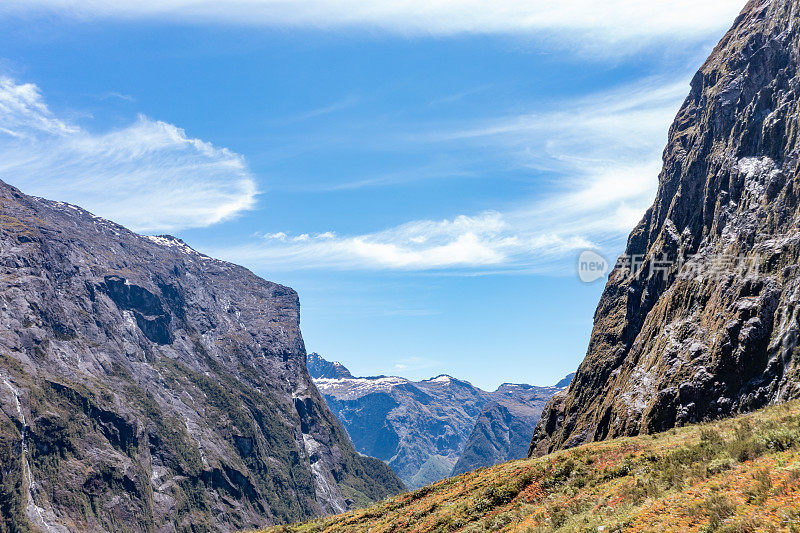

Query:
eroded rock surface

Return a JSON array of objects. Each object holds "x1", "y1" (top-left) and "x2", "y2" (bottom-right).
[
  {"x1": 531, "y1": 0, "x2": 800, "y2": 455},
  {"x1": 0, "y1": 181, "x2": 403, "y2": 532}
]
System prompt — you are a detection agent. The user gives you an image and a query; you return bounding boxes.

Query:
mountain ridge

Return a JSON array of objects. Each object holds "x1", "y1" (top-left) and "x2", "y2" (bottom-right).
[
  {"x1": 0, "y1": 180, "x2": 403, "y2": 531},
  {"x1": 307, "y1": 354, "x2": 570, "y2": 488}
]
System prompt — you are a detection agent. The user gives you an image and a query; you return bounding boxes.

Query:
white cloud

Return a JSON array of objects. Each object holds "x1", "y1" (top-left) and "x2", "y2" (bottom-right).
[
  {"x1": 0, "y1": 78, "x2": 76, "y2": 137},
  {"x1": 278, "y1": 96, "x2": 360, "y2": 124},
  {"x1": 238, "y1": 213, "x2": 519, "y2": 270},
  {"x1": 393, "y1": 356, "x2": 441, "y2": 375},
  {"x1": 1, "y1": 0, "x2": 743, "y2": 52},
  {"x1": 219, "y1": 210, "x2": 594, "y2": 272},
  {"x1": 213, "y1": 76, "x2": 686, "y2": 273},
  {"x1": 480, "y1": 77, "x2": 688, "y2": 230},
  {"x1": 0, "y1": 77, "x2": 256, "y2": 233}
]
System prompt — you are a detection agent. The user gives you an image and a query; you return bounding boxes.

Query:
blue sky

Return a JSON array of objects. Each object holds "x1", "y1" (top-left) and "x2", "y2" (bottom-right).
[{"x1": 0, "y1": 1, "x2": 744, "y2": 389}]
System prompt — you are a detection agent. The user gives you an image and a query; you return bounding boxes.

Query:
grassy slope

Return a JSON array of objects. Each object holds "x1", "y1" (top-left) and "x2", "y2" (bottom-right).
[{"x1": 260, "y1": 401, "x2": 800, "y2": 532}]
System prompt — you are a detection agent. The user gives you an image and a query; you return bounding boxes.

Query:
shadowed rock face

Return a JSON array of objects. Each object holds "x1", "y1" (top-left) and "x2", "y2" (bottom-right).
[
  {"x1": 0, "y1": 181, "x2": 403, "y2": 532},
  {"x1": 531, "y1": 0, "x2": 800, "y2": 456}
]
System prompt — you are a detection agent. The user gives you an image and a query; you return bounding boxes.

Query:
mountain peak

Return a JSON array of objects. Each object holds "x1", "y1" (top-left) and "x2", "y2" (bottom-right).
[
  {"x1": 554, "y1": 372, "x2": 576, "y2": 389},
  {"x1": 306, "y1": 352, "x2": 354, "y2": 379},
  {"x1": 144, "y1": 234, "x2": 203, "y2": 256}
]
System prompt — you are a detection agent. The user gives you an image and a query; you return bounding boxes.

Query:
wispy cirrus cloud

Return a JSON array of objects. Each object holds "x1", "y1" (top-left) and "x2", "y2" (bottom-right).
[
  {"x1": 393, "y1": 356, "x2": 442, "y2": 375},
  {"x1": 97, "y1": 91, "x2": 136, "y2": 103},
  {"x1": 213, "y1": 76, "x2": 687, "y2": 273},
  {"x1": 0, "y1": 0, "x2": 743, "y2": 53},
  {"x1": 273, "y1": 96, "x2": 361, "y2": 125},
  {"x1": 440, "y1": 76, "x2": 689, "y2": 230},
  {"x1": 0, "y1": 77, "x2": 256, "y2": 233}
]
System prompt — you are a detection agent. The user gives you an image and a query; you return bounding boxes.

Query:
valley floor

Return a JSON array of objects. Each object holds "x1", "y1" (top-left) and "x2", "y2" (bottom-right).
[{"x1": 260, "y1": 401, "x2": 800, "y2": 532}]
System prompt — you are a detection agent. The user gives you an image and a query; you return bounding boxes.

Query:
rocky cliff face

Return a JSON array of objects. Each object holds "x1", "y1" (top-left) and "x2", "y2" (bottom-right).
[
  {"x1": 531, "y1": 0, "x2": 800, "y2": 455},
  {"x1": 309, "y1": 355, "x2": 567, "y2": 487},
  {"x1": 0, "y1": 181, "x2": 403, "y2": 532}
]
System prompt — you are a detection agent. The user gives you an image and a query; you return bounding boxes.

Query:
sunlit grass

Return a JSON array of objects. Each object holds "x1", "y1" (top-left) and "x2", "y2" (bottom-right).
[{"x1": 256, "y1": 401, "x2": 800, "y2": 532}]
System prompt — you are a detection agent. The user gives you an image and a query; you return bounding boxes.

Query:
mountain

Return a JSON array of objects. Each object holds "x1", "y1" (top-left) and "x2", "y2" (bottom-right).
[
  {"x1": 306, "y1": 352, "x2": 353, "y2": 379},
  {"x1": 307, "y1": 355, "x2": 567, "y2": 488},
  {"x1": 531, "y1": 0, "x2": 800, "y2": 456},
  {"x1": 554, "y1": 372, "x2": 576, "y2": 389},
  {"x1": 450, "y1": 380, "x2": 571, "y2": 476},
  {"x1": 262, "y1": 400, "x2": 800, "y2": 532},
  {"x1": 0, "y1": 180, "x2": 403, "y2": 532},
  {"x1": 311, "y1": 371, "x2": 488, "y2": 489}
]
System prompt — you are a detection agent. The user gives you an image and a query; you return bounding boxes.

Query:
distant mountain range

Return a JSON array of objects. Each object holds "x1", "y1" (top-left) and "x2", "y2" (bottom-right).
[
  {"x1": 451, "y1": 379, "x2": 573, "y2": 477},
  {"x1": 306, "y1": 353, "x2": 572, "y2": 488}
]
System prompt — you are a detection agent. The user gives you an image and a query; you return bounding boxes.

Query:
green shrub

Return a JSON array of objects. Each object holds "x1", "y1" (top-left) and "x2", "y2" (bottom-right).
[
  {"x1": 543, "y1": 458, "x2": 577, "y2": 489},
  {"x1": 726, "y1": 421, "x2": 766, "y2": 462},
  {"x1": 761, "y1": 426, "x2": 800, "y2": 451},
  {"x1": 705, "y1": 493, "x2": 736, "y2": 531},
  {"x1": 602, "y1": 459, "x2": 632, "y2": 481},
  {"x1": 547, "y1": 504, "x2": 569, "y2": 528},
  {"x1": 621, "y1": 475, "x2": 661, "y2": 505},
  {"x1": 706, "y1": 457, "x2": 734, "y2": 476},
  {"x1": 700, "y1": 428, "x2": 725, "y2": 447}
]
